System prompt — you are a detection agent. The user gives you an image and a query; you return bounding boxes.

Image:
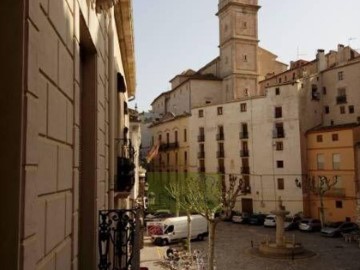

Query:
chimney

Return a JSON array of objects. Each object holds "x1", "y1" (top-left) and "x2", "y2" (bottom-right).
[
  {"x1": 337, "y1": 44, "x2": 345, "y2": 64},
  {"x1": 316, "y1": 49, "x2": 326, "y2": 72}
]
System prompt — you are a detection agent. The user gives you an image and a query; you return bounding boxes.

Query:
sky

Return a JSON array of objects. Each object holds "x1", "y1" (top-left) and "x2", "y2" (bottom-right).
[{"x1": 131, "y1": 0, "x2": 360, "y2": 111}]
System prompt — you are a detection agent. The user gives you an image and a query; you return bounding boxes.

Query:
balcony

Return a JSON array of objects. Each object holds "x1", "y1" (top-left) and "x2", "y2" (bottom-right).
[
  {"x1": 159, "y1": 142, "x2": 179, "y2": 151},
  {"x1": 241, "y1": 166, "x2": 250, "y2": 174},
  {"x1": 273, "y1": 129, "x2": 285, "y2": 138},
  {"x1": 216, "y1": 150, "x2": 225, "y2": 158},
  {"x1": 197, "y1": 135, "x2": 205, "y2": 142},
  {"x1": 216, "y1": 133, "x2": 225, "y2": 141},
  {"x1": 336, "y1": 95, "x2": 347, "y2": 104},
  {"x1": 240, "y1": 149, "x2": 249, "y2": 157},
  {"x1": 198, "y1": 151, "x2": 205, "y2": 159},
  {"x1": 239, "y1": 131, "x2": 249, "y2": 139},
  {"x1": 116, "y1": 156, "x2": 135, "y2": 193}
]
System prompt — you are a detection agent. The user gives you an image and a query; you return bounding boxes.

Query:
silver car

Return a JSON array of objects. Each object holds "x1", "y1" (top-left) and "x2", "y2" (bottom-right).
[{"x1": 299, "y1": 218, "x2": 321, "y2": 232}]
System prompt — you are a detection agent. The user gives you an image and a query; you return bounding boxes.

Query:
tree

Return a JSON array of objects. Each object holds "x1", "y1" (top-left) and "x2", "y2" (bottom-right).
[
  {"x1": 305, "y1": 175, "x2": 338, "y2": 226},
  {"x1": 165, "y1": 177, "x2": 193, "y2": 253},
  {"x1": 183, "y1": 175, "x2": 222, "y2": 270},
  {"x1": 220, "y1": 174, "x2": 244, "y2": 221}
]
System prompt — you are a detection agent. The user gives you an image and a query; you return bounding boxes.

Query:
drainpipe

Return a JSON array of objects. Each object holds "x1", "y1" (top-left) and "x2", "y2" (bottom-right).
[{"x1": 108, "y1": 13, "x2": 115, "y2": 210}]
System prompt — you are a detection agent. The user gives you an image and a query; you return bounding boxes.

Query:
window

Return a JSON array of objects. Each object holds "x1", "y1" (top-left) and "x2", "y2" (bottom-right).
[
  {"x1": 338, "y1": 71, "x2": 344, "y2": 81},
  {"x1": 349, "y1": 105, "x2": 354, "y2": 114},
  {"x1": 275, "y1": 141, "x2": 283, "y2": 151},
  {"x1": 275, "y1": 88, "x2": 280, "y2": 95},
  {"x1": 278, "y1": 78, "x2": 282, "y2": 83},
  {"x1": 198, "y1": 109, "x2": 204, "y2": 118},
  {"x1": 323, "y1": 87, "x2": 327, "y2": 95},
  {"x1": 158, "y1": 134, "x2": 162, "y2": 142},
  {"x1": 184, "y1": 151, "x2": 187, "y2": 165},
  {"x1": 217, "y1": 107, "x2": 223, "y2": 115},
  {"x1": 175, "y1": 152, "x2": 178, "y2": 165},
  {"x1": 335, "y1": 201, "x2": 343, "y2": 209},
  {"x1": 324, "y1": 106, "x2": 329, "y2": 114},
  {"x1": 317, "y1": 154, "x2": 324, "y2": 170},
  {"x1": 332, "y1": 154, "x2": 340, "y2": 169},
  {"x1": 332, "y1": 133, "x2": 339, "y2": 141},
  {"x1": 276, "y1": 160, "x2": 284, "y2": 168},
  {"x1": 244, "y1": 88, "x2": 249, "y2": 96},
  {"x1": 316, "y1": 135, "x2": 323, "y2": 142},
  {"x1": 167, "y1": 153, "x2": 170, "y2": 165},
  {"x1": 292, "y1": 72, "x2": 296, "y2": 80},
  {"x1": 243, "y1": 55, "x2": 247, "y2": 62},
  {"x1": 340, "y1": 106, "x2": 345, "y2": 114},
  {"x1": 240, "y1": 103, "x2": 247, "y2": 112},
  {"x1": 275, "y1": 107, "x2": 282, "y2": 118},
  {"x1": 166, "y1": 133, "x2": 169, "y2": 144},
  {"x1": 277, "y1": 178, "x2": 284, "y2": 190},
  {"x1": 184, "y1": 129, "x2": 187, "y2": 142},
  {"x1": 175, "y1": 130, "x2": 178, "y2": 143}
]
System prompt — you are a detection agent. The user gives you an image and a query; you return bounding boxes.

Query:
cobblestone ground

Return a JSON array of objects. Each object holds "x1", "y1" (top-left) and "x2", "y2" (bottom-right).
[{"x1": 141, "y1": 221, "x2": 360, "y2": 270}]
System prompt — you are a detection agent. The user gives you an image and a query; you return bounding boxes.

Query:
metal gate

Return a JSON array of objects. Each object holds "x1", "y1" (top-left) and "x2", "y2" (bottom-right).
[{"x1": 98, "y1": 209, "x2": 140, "y2": 270}]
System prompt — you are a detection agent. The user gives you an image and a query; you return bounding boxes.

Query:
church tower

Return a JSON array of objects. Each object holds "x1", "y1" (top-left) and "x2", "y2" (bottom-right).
[{"x1": 218, "y1": 0, "x2": 260, "y2": 101}]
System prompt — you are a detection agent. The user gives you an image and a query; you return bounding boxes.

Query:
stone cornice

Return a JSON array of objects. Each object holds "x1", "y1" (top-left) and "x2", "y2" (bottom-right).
[
  {"x1": 217, "y1": 2, "x2": 261, "y2": 16},
  {"x1": 114, "y1": 0, "x2": 136, "y2": 97}
]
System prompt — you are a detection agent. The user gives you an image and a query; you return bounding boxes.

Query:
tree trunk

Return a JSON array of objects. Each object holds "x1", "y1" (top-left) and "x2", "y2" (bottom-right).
[
  {"x1": 187, "y1": 212, "x2": 191, "y2": 254},
  {"x1": 175, "y1": 200, "x2": 180, "y2": 217},
  {"x1": 319, "y1": 194, "x2": 325, "y2": 227},
  {"x1": 207, "y1": 221, "x2": 217, "y2": 270}
]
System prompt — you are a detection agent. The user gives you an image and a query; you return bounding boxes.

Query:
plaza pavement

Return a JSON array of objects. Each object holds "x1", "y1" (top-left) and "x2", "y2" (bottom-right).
[{"x1": 140, "y1": 221, "x2": 360, "y2": 270}]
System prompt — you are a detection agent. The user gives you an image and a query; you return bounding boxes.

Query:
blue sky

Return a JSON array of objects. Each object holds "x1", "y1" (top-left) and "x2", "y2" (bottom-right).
[{"x1": 131, "y1": 0, "x2": 360, "y2": 111}]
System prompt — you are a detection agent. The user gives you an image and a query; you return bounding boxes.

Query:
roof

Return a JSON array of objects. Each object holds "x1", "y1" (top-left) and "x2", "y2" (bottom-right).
[
  {"x1": 306, "y1": 123, "x2": 360, "y2": 134},
  {"x1": 149, "y1": 112, "x2": 191, "y2": 128}
]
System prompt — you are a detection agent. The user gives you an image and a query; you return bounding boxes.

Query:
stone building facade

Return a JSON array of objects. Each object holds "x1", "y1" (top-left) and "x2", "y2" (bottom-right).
[
  {"x1": 1, "y1": 0, "x2": 137, "y2": 269},
  {"x1": 146, "y1": 0, "x2": 360, "y2": 218}
]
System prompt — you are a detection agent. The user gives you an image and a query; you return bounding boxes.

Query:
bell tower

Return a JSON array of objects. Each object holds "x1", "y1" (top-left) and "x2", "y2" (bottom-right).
[{"x1": 218, "y1": 0, "x2": 260, "y2": 101}]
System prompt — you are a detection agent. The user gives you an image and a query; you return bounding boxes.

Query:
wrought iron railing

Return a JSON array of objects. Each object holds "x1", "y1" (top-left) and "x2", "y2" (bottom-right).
[{"x1": 98, "y1": 209, "x2": 140, "y2": 270}]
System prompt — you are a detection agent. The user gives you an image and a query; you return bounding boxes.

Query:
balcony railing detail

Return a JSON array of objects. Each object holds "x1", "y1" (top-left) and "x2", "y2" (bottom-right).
[
  {"x1": 197, "y1": 135, "x2": 205, "y2": 142},
  {"x1": 240, "y1": 150, "x2": 249, "y2": 157},
  {"x1": 98, "y1": 209, "x2": 140, "y2": 270},
  {"x1": 336, "y1": 95, "x2": 347, "y2": 104},
  {"x1": 239, "y1": 131, "x2": 249, "y2": 139},
  {"x1": 116, "y1": 139, "x2": 135, "y2": 193},
  {"x1": 241, "y1": 185, "x2": 251, "y2": 194}
]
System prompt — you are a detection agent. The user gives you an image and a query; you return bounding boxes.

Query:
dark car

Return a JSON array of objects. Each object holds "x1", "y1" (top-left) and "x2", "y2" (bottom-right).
[
  {"x1": 298, "y1": 218, "x2": 322, "y2": 232},
  {"x1": 284, "y1": 215, "x2": 302, "y2": 230},
  {"x1": 249, "y1": 214, "x2": 266, "y2": 225},
  {"x1": 321, "y1": 221, "x2": 359, "y2": 237}
]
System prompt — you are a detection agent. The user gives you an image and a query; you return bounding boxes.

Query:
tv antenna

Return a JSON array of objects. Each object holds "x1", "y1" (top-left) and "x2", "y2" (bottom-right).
[{"x1": 296, "y1": 46, "x2": 307, "y2": 60}]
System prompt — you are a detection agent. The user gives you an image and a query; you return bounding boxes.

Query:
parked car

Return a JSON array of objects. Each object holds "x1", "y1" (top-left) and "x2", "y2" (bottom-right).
[
  {"x1": 232, "y1": 212, "x2": 250, "y2": 224},
  {"x1": 249, "y1": 214, "x2": 267, "y2": 225},
  {"x1": 284, "y1": 215, "x2": 302, "y2": 230},
  {"x1": 264, "y1": 214, "x2": 276, "y2": 227},
  {"x1": 321, "y1": 221, "x2": 359, "y2": 237},
  {"x1": 299, "y1": 218, "x2": 322, "y2": 232}
]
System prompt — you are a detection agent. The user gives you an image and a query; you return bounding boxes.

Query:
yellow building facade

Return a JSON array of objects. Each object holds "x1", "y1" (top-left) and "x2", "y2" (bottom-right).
[{"x1": 306, "y1": 124, "x2": 360, "y2": 222}]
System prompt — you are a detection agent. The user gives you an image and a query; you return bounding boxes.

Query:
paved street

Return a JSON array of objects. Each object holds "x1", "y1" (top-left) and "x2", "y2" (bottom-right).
[{"x1": 140, "y1": 221, "x2": 360, "y2": 270}]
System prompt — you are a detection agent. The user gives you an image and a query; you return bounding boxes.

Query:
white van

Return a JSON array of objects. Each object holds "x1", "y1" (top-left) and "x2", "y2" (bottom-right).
[{"x1": 151, "y1": 215, "x2": 208, "y2": 246}]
